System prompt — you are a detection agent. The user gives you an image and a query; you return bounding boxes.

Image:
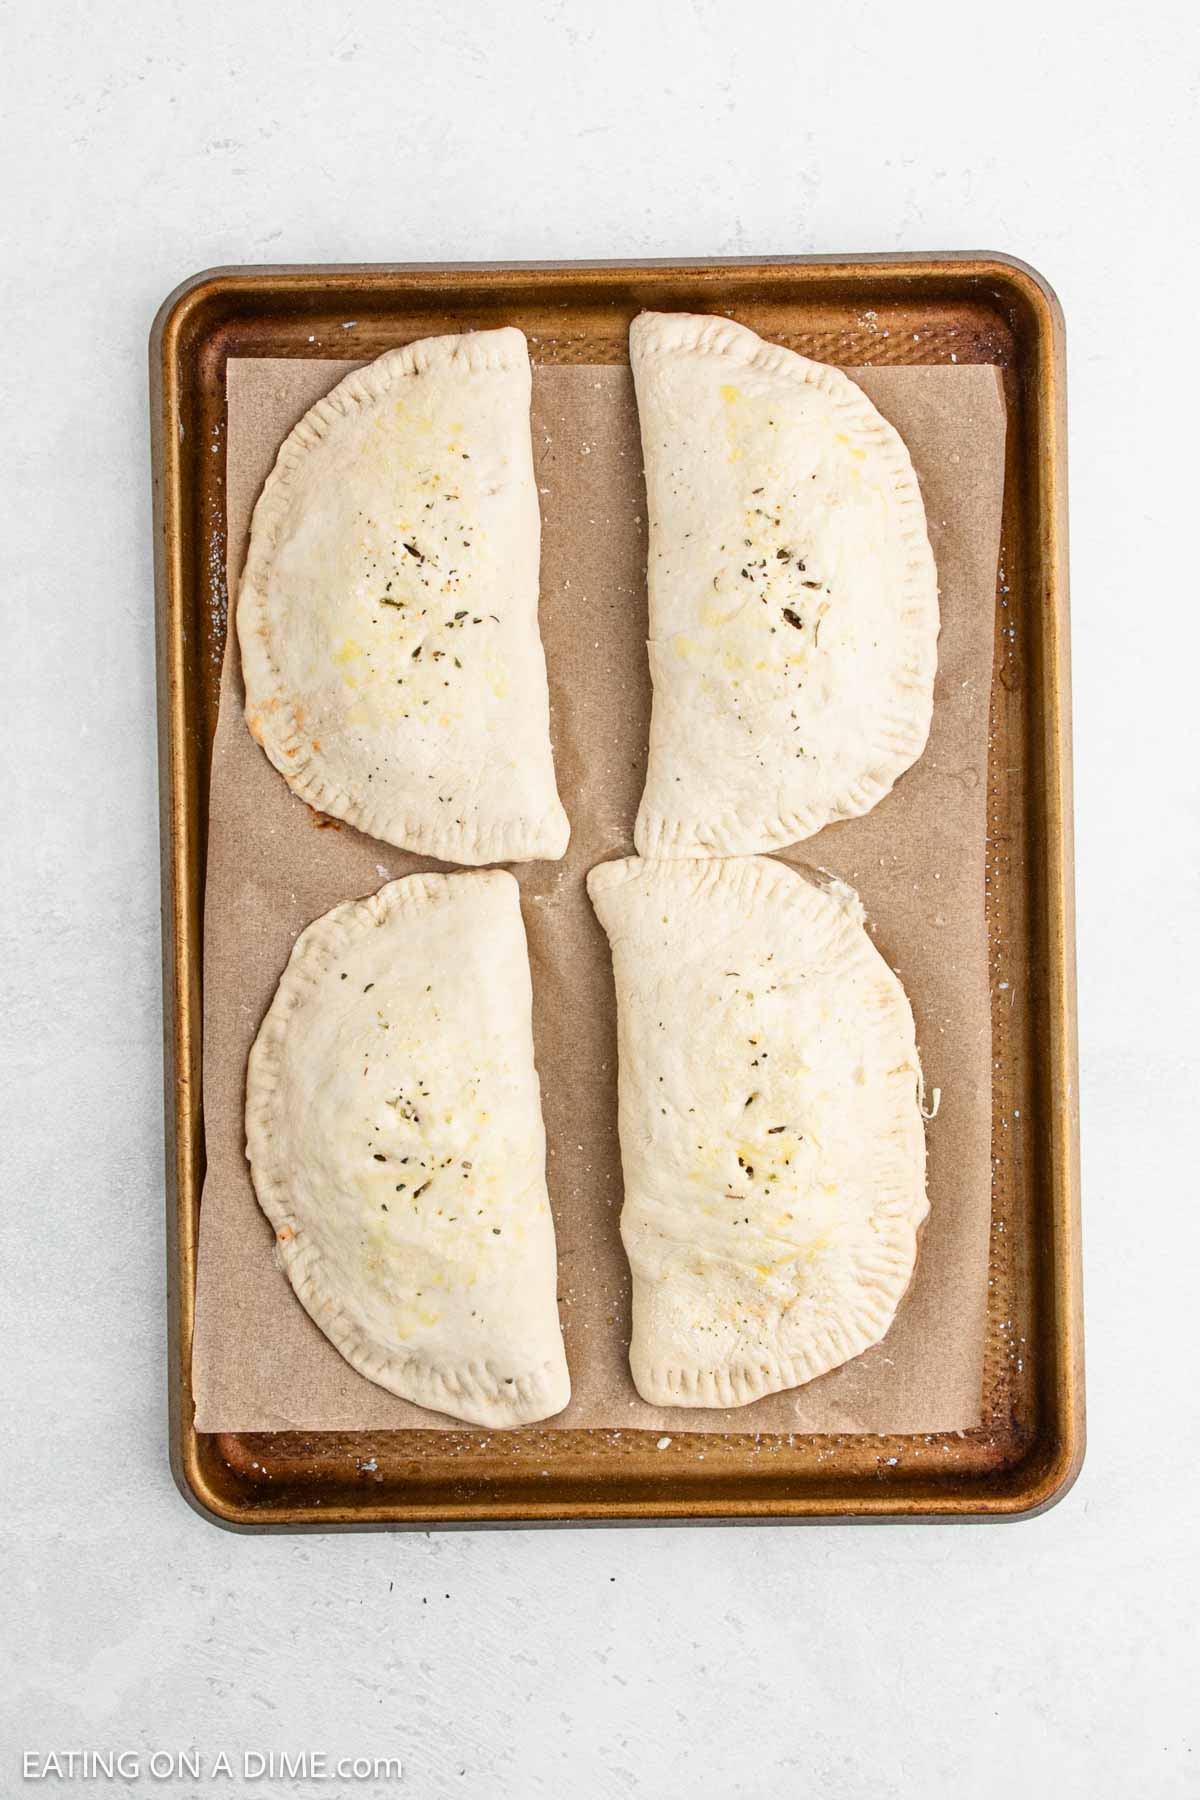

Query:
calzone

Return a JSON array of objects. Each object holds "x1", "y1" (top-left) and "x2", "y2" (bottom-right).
[
  {"x1": 238, "y1": 328, "x2": 569, "y2": 864},
  {"x1": 588, "y1": 855, "x2": 928, "y2": 1407},
  {"x1": 630, "y1": 311, "x2": 938, "y2": 857},
  {"x1": 246, "y1": 869, "x2": 570, "y2": 1428}
]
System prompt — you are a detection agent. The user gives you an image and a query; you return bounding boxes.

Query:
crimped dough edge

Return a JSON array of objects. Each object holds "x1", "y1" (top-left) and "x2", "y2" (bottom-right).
[
  {"x1": 629, "y1": 312, "x2": 939, "y2": 857},
  {"x1": 237, "y1": 329, "x2": 569, "y2": 865},
  {"x1": 245, "y1": 869, "x2": 571, "y2": 1429}
]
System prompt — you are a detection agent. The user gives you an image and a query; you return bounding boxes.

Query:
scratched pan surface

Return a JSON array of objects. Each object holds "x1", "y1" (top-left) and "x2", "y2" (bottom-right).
[{"x1": 150, "y1": 256, "x2": 1081, "y2": 1528}]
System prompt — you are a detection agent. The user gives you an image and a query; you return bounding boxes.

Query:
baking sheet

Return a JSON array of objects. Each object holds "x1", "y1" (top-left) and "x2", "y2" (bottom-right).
[{"x1": 191, "y1": 352, "x2": 1006, "y2": 1436}]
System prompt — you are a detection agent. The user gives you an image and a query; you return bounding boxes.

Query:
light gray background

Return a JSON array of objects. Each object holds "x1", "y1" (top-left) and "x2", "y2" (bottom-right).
[{"x1": 3, "y1": 3, "x2": 1197, "y2": 1796}]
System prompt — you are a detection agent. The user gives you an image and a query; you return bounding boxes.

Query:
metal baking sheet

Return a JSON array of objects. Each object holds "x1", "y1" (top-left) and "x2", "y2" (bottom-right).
[{"x1": 150, "y1": 256, "x2": 1082, "y2": 1527}]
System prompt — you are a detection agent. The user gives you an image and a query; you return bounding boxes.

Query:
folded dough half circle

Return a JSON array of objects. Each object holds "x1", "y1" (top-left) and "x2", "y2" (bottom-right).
[
  {"x1": 630, "y1": 312, "x2": 938, "y2": 857},
  {"x1": 588, "y1": 854, "x2": 928, "y2": 1407},
  {"x1": 238, "y1": 328, "x2": 569, "y2": 864},
  {"x1": 246, "y1": 869, "x2": 570, "y2": 1428}
]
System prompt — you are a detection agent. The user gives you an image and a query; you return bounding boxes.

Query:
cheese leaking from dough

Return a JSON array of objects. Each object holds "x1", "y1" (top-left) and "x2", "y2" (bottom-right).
[
  {"x1": 588, "y1": 855, "x2": 928, "y2": 1407},
  {"x1": 238, "y1": 328, "x2": 569, "y2": 864},
  {"x1": 630, "y1": 311, "x2": 938, "y2": 857},
  {"x1": 246, "y1": 869, "x2": 570, "y2": 1428}
]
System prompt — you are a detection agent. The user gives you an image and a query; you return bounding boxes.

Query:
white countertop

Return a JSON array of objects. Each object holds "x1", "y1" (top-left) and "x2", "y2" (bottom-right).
[{"x1": 4, "y1": 2, "x2": 1198, "y2": 1795}]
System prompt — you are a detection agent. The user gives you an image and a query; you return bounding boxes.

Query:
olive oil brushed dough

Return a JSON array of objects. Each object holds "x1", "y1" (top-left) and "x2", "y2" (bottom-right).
[
  {"x1": 245, "y1": 869, "x2": 570, "y2": 1429},
  {"x1": 238, "y1": 329, "x2": 569, "y2": 865},
  {"x1": 631, "y1": 312, "x2": 938, "y2": 857},
  {"x1": 589, "y1": 855, "x2": 928, "y2": 1407}
]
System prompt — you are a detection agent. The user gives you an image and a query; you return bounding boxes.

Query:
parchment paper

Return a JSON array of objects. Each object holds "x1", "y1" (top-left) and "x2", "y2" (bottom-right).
[{"x1": 191, "y1": 353, "x2": 1006, "y2": 1435}]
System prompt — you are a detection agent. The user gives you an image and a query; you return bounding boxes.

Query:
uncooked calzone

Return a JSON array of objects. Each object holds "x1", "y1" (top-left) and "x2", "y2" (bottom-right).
[
  {"x1": 246, "y1": 869, "x2": 570, "y2": 1428},
  {"x1": 630, "y1": 312, "x2": 939, "y2": 857},
  {"x1": 588, "y1": 855, "x2": 928, "y2": 1406},
  {"x1": 238, "y1": 328, "x2": 569, "y2": 864}
]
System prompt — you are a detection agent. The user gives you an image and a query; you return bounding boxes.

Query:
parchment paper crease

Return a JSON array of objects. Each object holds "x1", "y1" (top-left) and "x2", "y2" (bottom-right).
[{"x1": 191, "y1": 353, "x2": 1006, "y2": 1435}]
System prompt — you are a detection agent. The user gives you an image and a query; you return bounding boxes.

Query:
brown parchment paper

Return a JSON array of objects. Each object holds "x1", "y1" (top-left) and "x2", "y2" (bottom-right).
[{"x1": 191, "y1": 354, "x2": 1006, "y2": 1435}]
